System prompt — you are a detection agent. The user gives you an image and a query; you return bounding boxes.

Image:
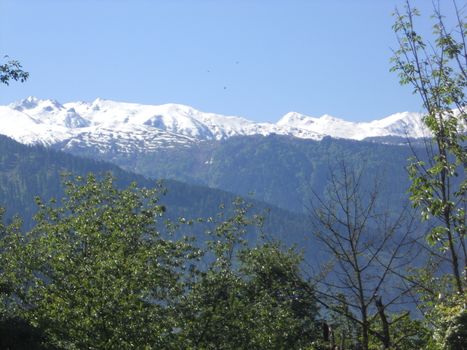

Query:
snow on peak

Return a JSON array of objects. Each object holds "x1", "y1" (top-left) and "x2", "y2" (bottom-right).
[
  {"x1": 277, "y1": 111, "x2": 429, "y2": 140},
  {"x1": 10, "y1": 96, "x2": 40, "y2": 109},
  {"x1": 367, "y1": 111, "x2": 428, "y2": 138},
  {"x1": 10, "y1": 96, "x2": 63, "y2": 112},
  {"x1": 278, "y1": 112, "x2": 313, "y2": 124},
  {"x1": 320, "y1": 114, "x2": 342, "y2": 122},
  {"x1": 0, "y1": 97, "x2": 430, "y2": 153}
]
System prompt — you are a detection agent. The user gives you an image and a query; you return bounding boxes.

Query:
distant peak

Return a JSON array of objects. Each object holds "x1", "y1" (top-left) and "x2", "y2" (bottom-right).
[
  {"x1": 10, "y1": 96, "x2": 65, "y2": 111},
  {"x1": 319, "y1": 114, "x2": 339, "y2": 120},
  {"x1": 283, "y1": 111, "x2": 304, "y2": 118},
  {"x1": 10, "y1": 96, "x2": 40, "y2": 110},
  {"x1": 25, "y1": 96, "x2": 39, "y2": 103},
  {"x1": 92, "y1": 97, "x2": 107, "y2": 104},
  {"x1": 278, "y1": 112, "x2": 307, "y2": 122}
]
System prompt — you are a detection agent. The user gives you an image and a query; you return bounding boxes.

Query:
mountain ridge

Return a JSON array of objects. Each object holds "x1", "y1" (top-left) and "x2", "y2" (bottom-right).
[
  {"x1": 0, "y1": 133, "x2": 313, "y2": 245},
  {"x1": 0, "y1": 97, "x2": 428, "y2": 153}
]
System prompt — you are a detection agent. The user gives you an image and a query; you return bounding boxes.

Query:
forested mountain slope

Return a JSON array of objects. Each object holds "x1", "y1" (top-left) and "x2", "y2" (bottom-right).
[
  {"x1": 73, "y1": 134, "x2": 417, "y2": 213},
  {"x1": 0, "y1": 135, "x2": 311, "y2": 248}
]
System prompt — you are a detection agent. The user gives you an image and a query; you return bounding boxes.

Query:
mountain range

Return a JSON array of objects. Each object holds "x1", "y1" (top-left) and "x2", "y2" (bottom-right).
[
  {"x1": 0, "y1": 97, "x2": 429, "y2": 154},
  {"x1": 0, "y1": 97, "x2": 431, "y2": 216}
]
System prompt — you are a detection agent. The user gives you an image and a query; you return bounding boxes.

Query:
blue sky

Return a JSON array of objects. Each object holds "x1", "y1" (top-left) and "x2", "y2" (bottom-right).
[{"x1": 0, "y1": 0, "x2": 447, "y2": 122}]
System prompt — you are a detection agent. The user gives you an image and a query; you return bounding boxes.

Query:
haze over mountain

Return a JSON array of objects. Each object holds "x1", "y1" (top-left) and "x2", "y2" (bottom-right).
[
  {"x1": 0, "y1": 97, "x2": 429, "y2": 154},
  {"x1": 0, "y1": 134, "x2": 311, "y2": 242}
]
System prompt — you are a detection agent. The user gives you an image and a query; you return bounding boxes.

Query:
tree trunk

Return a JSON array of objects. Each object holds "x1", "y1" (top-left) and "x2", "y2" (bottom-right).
[{"x1": 375, "y1": 296, "x2": 390, "y2": 349}]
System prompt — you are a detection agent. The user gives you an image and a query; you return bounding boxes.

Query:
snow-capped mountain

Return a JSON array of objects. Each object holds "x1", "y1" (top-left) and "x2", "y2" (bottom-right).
[
  {"x1": 0, "y1": 97, "x2": 429, "y2": 154},
  {"x1": 277, "y1": 111, "x2": 428, "y2": 140}
]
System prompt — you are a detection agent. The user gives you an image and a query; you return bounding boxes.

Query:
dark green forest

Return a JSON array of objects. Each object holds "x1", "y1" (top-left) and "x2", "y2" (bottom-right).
[
  {"x1": 61, "y1": 134, "x2": 416, "y2": 214},
  {"x1": 0, "y1": 135, "x2": 311, "y2": 242}
]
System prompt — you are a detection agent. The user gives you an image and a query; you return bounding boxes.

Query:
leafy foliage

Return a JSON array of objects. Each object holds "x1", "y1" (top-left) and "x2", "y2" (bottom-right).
[
  {"x1": 392, "y1": 1, "x2": 467, "y2": 348},
  {"x1": 392, "y1": 0, "x2": 466, "y2": 295},
  {"x1": 433, "y1": 295, "x2": 467, "y2": 350},
  {"x1": 0, "y1": 174, "x2": 320, "y2": 349},
  {"x1": 179, "y1": 202, "x2": 319, "y2": 349},
  {"x1": 0, "y1": 56, "x2": 29, "y2": 85},
  {"x1": 9, "y1": 174, "x2": 195, "y2": 349}
]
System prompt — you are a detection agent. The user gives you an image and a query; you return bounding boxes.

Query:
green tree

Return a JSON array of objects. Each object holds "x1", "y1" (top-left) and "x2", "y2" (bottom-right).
[
  {"x1": 0, "y1": 210, "x2": 53, "y2": 349},
  {"x1": 2, "y1": 175, "x2": 322, "y2": 349},
  {"x1": 392, "y1": 1, "x2": 467, "y2": 348},
  {"x1": 0, "y1": 56, "x2": 29, "y2": 85},
  {"x1": 9, "y1": 174, "x2": 196, "y2": 349},
  {"x1": 179, "y1": 200, "x2": 319, "y2": 349},
  {"x1": 432, "y1": 294, "x2": 467, "y2": 350},
  {"x1": 0, "y1": 208, "x2": 22, "y2": 317},
  {"x1": 391, "y1": 0, "x2": 466, "y2": 295},
  {"x1": 0, "y1": 56, "x2": 39, "y2": 347}
]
